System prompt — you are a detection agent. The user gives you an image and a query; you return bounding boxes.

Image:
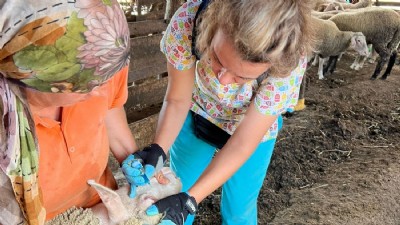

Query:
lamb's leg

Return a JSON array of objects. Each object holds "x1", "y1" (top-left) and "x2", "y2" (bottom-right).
[
  {"x1": 371, "y1": 46, "x2": 389, "y2": 80},
  {"x1": 355, "y1": 55, "x2": 367, "y2": 70},
  {"x1": 381, "y1": 51, "x2": 397, "y2": 80},
  {"x1": 337, "y1": 52, "x2": 344, "y2": 61},
  {"x1": 318, "y1": 57, "x2": 326, "y2": 79},
  {"x1": 311, "y1": 54, "x2": 319, "y2": 66},
  {"x1": 350, "y1": 55, "x2": 360, "y2": 70}
]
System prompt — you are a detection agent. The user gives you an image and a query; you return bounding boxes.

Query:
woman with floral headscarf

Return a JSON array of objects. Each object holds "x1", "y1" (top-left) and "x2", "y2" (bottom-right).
[{"x1": 0, "y1": 0, "x2": 137, "y2": 224}]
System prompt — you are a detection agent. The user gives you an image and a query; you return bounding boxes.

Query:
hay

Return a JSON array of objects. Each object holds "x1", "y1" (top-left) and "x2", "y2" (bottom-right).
[{"x1": 45, "y1": 207, "x2": 100, "y2": 225}]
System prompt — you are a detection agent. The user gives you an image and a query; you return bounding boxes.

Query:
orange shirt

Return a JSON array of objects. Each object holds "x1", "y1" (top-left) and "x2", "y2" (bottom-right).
[{"x1": 35, "y1": 67, "x2": 128, "y2": 221}]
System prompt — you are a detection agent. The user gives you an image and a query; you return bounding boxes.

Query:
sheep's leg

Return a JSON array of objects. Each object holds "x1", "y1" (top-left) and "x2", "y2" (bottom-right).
[
  {"x1": 323, "y1": 56, "x2": 338, "y2": 77},
  {"x1": 381, "y1": 51, "x2": 397, "y2": 80},
  {"x1": 350, "y1": 55, "x2": 360, "y2": 70},
  {"x1": 318, "y1": 57, "x2": 326, "y2": 79},
  {"x1": 355, "y1": 55, "x2": 367, "y2": 70},
  {"x1": 337, "y1": 52, "x2": 344, "y2": 61},
  {"x1": 311, "y1": 54, "x2": 319, "y2": 66},
  {"x1": 327, "y1": 56, "x2": 339, "y2": 75},
  {"x1": 371, "y1": 46, "x2": 389, "y2": 80}
]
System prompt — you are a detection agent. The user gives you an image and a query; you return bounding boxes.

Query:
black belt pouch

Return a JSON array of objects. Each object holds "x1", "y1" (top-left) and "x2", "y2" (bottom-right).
[{"x1": 191, "y1": 111, "x2": 231, "y2": 149}]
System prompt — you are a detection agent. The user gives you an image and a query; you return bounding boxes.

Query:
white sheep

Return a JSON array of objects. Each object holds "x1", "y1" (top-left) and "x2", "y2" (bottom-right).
[
  {"x1": 311, "y1": 0, "x2": 348, "y2": 12},
  {"x1": 348, "y1": 43, "x2": 378, "y2": 70},
  {"x1": 313, "y1": 0, "x2": 372, "y2": 21},
  {"x1": 329, "y1": 7, "x2": 400, "y2": 79},
  {"x1": 338, "y1": 0, "x2": 372, "y2": 10},
  {"x1": 312, "y1": 8, "x2": 342, "y2": 20},
  {"x1": 46, "y1": 167, "x2": 182, "y2": 225},
  {"x1": 310, "y1": 17, "x2": 369, "y2": 79}
]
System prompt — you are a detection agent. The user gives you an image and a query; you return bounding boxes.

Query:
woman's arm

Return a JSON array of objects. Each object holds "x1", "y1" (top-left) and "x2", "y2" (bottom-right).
[
  {"x1": 154, "y1": 62, "x2": 196, "y2": 152},
  {"x1": 105, "y1": 106, "x2": 138, "y2": 163},
  {"x1": 188, "y1": 103, "x2": 278, "y2": 203}
]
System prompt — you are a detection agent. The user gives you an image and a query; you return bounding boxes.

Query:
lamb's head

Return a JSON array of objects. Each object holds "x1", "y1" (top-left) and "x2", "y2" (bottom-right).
[
  {"x1": 88, "y1": 167, "x2": 182, "y2": 225},
  {"x1": 350, "y1": 32, "x2": 369, "y2": 57}
]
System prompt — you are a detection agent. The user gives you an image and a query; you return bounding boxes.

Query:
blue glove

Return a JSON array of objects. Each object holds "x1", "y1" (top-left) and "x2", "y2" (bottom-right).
[
  {"x1": 146, "y1": 192, "x2": 198, "y2": 225},
  {"x1": 121, "y1": 144, "x2": 167, "y2": 198}
]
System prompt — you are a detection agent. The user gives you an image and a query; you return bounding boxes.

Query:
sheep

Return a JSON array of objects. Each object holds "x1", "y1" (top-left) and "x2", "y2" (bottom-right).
[
  {"x1": 309, "y1": 17, "x2": 369, "y2": 79},
  {"x1": 348, "y1": 43, "x2": 378, "y2": 70},
  {"x1": 46, "y1": 167, "x2": 182, "y2": 225},
  {"x1": 323, "y1": 2, "x2": 345, "y2": 12},
  {"x1": 311, "y1": 0, "x2": 348, "y2": 12},
  {"x1": 312, "y1": 8, "x2": 342, "y2": 20},
  {"x1": 329, "y1": 7, "x2": 400, "y2": 79},
  {"x1": 339, "y1": 0, "x2": 372, "y2": 10}
]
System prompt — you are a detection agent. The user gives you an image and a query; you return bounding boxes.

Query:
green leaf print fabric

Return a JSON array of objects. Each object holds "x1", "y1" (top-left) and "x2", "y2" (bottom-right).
[{"x1": 0, "y1": 0, "x2": 130, "y2": 224}]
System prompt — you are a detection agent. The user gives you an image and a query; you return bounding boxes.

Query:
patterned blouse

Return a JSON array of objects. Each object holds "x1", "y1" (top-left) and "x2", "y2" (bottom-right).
[{"x1": 160, "y1": 0, "x2": 307, "y2": 141}]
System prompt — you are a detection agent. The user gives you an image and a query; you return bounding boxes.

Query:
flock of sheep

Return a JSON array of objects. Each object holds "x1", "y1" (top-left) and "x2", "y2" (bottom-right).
[{"x1": 309, "y1": 0, "x2": 400, "y2": 80}]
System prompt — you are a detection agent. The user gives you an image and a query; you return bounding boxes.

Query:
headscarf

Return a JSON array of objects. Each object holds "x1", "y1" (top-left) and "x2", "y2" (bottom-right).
[{"x1": 0, "y1": 1, "x2": 130, "y2": 224}]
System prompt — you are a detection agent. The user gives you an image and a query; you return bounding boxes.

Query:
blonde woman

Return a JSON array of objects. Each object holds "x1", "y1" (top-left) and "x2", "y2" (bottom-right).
[{"x1": 122, "y1": 0, "x2": 314, "y2": 224}]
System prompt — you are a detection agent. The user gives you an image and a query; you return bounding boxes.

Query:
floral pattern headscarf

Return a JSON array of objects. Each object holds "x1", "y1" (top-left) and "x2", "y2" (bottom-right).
[{"x1": 0, "y1": 1, "x2": 130, "y2": 224}]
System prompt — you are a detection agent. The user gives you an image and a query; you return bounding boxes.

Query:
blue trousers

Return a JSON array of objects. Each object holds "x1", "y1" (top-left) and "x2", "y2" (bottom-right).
[{"x1": 170, "y1": 113, "x2": 281, "y2": 225}]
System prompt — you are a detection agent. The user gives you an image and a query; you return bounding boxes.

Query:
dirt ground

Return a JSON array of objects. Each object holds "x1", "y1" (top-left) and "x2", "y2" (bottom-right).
[{"x1": 194, "y1": 51, "x2": 400, "y2": 225}]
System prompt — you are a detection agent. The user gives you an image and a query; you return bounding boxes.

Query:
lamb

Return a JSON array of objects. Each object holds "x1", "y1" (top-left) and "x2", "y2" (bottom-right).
[
  {"x1": 312, "y1": 0, "x2": 372, "y2": 22},
  {"x1": 329, "y1": 7, "x2": 400, "y2": 79},
  {"x1": 46, "y1": 167, "x2": 182, "y2": 225},
  {"x1": 310, "y1": 17, "x2": 369, "y2": 79},
  {"x1": 311, "y1": 0, "x2": 347, "y2": 12},
  {"x1": 348, "y1": 43, "x2": 378, "y2": 70},
  {"x1": 339, "y1": 0, "x2": 372, "y2": 10},
  {"x1": 311, "y1": 6, "x2": 343, "y2": 20}
]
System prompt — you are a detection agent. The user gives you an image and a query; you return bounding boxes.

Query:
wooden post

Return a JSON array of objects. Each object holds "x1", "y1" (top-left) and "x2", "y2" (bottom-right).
[{"x1": 165, "y1": 0, "x2": 181, "y2": 21}]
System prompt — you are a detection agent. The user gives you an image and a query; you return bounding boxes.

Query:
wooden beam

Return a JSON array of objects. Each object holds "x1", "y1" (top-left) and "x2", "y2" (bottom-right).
[
  {"x1": 374, "y1": 0, "x2": 400, "y2": 7},
  {"x1": 139, "y1": 0, "x2": 163, "y2": 5},
  {"x1": 129, "y1": 113, "x2": 159, "y2": 149},
  {"x1": 165, "y1": 0, "x2": 182, "y2": 21},
  {"x1": 128, "y1": 20, "x2": 168, "y2": 37},
  {"x1": 126, "y1": 76, "x2": 167, "y2": 111},
  {"x1": 135, "y1": 11, "x2": 165, "y2": 21},
  {"x1": 129, "y1": 34, "x2": 167, "y2": 83}
]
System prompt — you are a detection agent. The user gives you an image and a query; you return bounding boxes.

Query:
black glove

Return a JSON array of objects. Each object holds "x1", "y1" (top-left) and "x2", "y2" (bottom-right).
[
  {"x1": 146, "y1": 192, "x2": 198, "y2": 225},
  {"x1": 121, "y1": 143, "x2": 167, "y2": 198}
]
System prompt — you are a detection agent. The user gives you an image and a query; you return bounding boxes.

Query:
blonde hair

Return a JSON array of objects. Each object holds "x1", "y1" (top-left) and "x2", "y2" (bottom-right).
[{"x1": 196, "y1": 0, "x2": 315, "y2": 77}]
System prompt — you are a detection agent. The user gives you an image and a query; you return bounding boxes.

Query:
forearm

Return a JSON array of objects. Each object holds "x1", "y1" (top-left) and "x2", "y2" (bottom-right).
[
  {"x1": 153, "y1": 62, "x2": 195, "y2": 152},
  {"x1": 106, "y1": 107, "x2": 138, "y2": 163},
  {"x1": 154, "y1": 98, "x2": 192, "y2": 152}
]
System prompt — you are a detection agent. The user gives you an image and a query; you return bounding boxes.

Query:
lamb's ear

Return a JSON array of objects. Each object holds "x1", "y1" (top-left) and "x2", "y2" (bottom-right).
[{"x1": 87, "y1": 180, "x2": 129, "y2": 223}]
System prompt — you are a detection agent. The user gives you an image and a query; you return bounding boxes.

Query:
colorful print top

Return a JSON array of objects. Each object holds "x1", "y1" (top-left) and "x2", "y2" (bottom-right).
[{"x1": 161, "y1": 0, "x2": 307, "y2": 141}]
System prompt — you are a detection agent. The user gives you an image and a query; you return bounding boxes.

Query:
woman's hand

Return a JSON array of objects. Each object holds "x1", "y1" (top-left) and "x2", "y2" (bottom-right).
[
  {"x1": 146, "y1": 192, "x2": 198, "y2": 225},
  {"x1": 121, "y1": 144, "x2": 167, "y2": 198}
]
